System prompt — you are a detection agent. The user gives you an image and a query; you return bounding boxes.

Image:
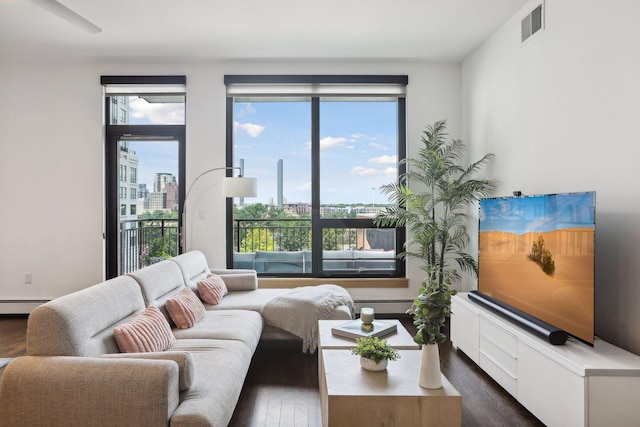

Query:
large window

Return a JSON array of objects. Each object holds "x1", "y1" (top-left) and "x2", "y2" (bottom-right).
[
  {"x1": 102, "y1": 75, "x2": 186, "y2": 278},
  {"x1": 226, "y1": 75, "x2": 406, "y2": 278}
]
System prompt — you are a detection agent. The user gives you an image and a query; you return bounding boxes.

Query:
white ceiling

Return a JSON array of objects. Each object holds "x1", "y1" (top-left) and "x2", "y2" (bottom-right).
[{"x1": 0, "y1": 0, "x2": 529, "y2": 62}]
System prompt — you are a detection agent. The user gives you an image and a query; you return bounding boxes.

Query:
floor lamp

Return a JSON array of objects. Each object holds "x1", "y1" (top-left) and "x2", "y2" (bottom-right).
[{"x1": 181, "y1": 166, "x2": 257, "y2": 251}]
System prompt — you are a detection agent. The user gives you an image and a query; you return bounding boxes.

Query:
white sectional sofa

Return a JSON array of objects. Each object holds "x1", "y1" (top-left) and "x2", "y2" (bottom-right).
[{"x1": 0, "y1": 251, "x2": 353, "y2": 427}]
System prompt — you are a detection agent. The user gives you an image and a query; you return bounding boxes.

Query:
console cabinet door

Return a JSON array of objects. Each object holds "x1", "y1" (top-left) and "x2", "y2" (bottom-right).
[
  {"x1": 451, "y1": 296, "x2": 480, "y2": 363},
  {"x1": 517, "y1": 343, "x2": 585, "y2": 427}
]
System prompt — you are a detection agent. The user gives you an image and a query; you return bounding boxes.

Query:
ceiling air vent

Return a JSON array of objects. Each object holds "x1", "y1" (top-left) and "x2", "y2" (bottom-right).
[{"x1": 521, "y1": 3, "x2": 544, "y2": 42}]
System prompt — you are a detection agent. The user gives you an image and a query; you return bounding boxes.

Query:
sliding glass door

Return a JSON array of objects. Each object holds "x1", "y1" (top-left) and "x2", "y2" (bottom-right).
[{"x1": 104, "y1": 94, "x2": 185, "y2": 278}]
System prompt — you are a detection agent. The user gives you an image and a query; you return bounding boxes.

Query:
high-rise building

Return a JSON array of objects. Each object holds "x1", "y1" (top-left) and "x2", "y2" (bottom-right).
[
  {"x1": 112, "y1": 96, "x2": 140, "y2": 222},
  {"x1": 165, "y1": 181, "x2": 179, "y2": 211},
  {"x1": 147, "y1": 173, "x2": 178, "y2": 211},
  {"x1": 155, "y1": 173, "x2": 176, "y2": 193},
  {"x1": 113, "y1": 96, "x2": 141, "y2": 271},
  {"x1": 138, "y1": 183, "x2": 149, "y2": 211},
  {"x1": 119, "y1": 141, "x2": 139, "y2": 221},
  {"x1": 148, "y1": 192, "x2": 167, "y2": 211}
]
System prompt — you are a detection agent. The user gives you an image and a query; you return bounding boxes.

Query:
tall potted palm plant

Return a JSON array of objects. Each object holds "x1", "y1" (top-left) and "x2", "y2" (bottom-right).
[{"x1": 374, "y1": 119, "x2": 495, "y2": 388}]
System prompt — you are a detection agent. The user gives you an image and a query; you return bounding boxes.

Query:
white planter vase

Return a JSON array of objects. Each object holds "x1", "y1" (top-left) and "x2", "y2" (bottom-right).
[
  {"x1": 360, "y1": 356, "x2": 388, "y2": 371},
  {"x1": 419, "y1": 343, "x2": 442, "y2": 389}
]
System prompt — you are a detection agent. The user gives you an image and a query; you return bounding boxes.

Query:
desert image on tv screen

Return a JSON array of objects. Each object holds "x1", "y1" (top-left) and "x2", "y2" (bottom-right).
[{"x1": 478, "y1": 192, "x2": 595, "y2": 344}]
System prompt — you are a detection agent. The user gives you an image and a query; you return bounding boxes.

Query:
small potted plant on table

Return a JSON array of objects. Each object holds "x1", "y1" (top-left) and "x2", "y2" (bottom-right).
[{"x1": 351, "y1": 336, "x2": 400, "y2": 371}]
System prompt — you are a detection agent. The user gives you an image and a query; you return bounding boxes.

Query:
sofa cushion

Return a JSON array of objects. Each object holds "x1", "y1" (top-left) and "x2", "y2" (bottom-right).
[
  {"x1": 127, "y1": 260, "x2": 186, "y2": 316},
  {"x1": 171, "y1": 251, "x2": 260, "y2": 292},
  {"x1": 211, "y1": 270, "x2": 259, "y2": 291},
  {"x1": 171, "y1": 250, "x2": 212, "y2": 290},
  {"x1": 197, "y1": 274, "x2": 228, "y2": 305},
  {"x1": 207, "y1": 288, "x2": 290, "y2": 311},
  {"x1": 168, "y1": 339, "x2": 254, "y2": 427},
  {"x1": 171, "y1": 310, "x2": 263, "y2": 353},
  {"x1": 166, "y1": 288, "x2": 206, "y2": 329},
  {"x1": 26, "y1": 275, "x2": 147, "y2": 357},
  {"x1": 114, "y1": 306, "x2": 176, "y2": 353},
  {"x1": 101, "y1": 351, "x2": 196, "y2": 391}
]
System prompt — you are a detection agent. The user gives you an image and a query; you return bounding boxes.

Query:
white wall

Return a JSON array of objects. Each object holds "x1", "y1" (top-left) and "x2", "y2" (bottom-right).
[
  {"x1": 462, "y1": 0, "x2": 640, "y2": 354},
  {"x1": 0, "y1": 60, "x2": 461, "y2": 310},
  {"x1": 0, "y1": 64, "x2": 104, "y2": 306}
]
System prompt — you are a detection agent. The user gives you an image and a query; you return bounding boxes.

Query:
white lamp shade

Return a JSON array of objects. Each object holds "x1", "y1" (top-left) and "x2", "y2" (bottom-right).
[{"x1": 222, "y1": 176, "x2": 258, "y2": 198}]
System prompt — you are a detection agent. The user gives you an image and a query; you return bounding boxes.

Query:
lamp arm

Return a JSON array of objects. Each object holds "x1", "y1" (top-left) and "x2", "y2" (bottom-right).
[
  {"x1": 184, "y1": 166, "x2": 241, "y2": 207},
  {"x1": 181, "y1": 166, "x2": 240, "y2": 252}
]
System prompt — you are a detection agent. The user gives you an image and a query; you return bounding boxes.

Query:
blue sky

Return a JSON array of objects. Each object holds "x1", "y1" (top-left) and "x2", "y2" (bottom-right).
[
  {"x1": 128, "y1": 141, "x2": 178, "y2": 191},
  {"x1": 124, "y1": 97, "x2": 399, "y2": 205},
  {"x1": 234, "y1": 100, "x2": 398, "y2": 205},
  {"x1": 479, "y1": 192, "x2": 596, "y2": 234},
  {"x1": 126, "y1": 97, "x2": 182, "y2": 190}
]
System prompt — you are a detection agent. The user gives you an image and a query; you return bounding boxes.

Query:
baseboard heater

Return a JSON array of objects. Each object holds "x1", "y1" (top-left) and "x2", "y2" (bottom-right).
[
  {"x1": 468, "y1": 291, "x2": 567, "y2": 345},
  {"x1": 0, "y1": 300, "x2": 48, "y2": 314}
]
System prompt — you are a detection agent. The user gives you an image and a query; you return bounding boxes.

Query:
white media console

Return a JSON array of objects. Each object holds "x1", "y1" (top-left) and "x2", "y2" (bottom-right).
[{"x1": 451, "y1": 293, "x2": 640, "y2": 427}]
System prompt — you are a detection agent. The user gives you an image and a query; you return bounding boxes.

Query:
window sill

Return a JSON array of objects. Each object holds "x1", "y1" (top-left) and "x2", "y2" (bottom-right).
[{"x1": 258, "y1": 277, "x2": 408, "y2": 289}]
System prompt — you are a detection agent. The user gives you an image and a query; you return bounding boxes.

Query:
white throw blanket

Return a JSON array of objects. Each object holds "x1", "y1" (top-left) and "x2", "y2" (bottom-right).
[{"x1": 260, "y1": 285, "x2": 355, "y2": 353}]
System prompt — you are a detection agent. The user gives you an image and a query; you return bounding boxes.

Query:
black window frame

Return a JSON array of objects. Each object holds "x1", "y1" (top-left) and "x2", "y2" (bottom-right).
[
  {"x1": 102, "y1": 75, "x2": 186, "y2": 279},
  {"x1": 224, "y1": 75, "x2": 407, "y2": 279}
]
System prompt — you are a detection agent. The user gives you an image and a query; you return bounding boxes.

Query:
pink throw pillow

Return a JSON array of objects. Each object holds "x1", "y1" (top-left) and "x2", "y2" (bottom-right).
[
  {"x1": 197, "y1": 274, "x2": 228, "y2": 305},
  {"x1": 165, "y1": 287, "x2": 206, "y2": 329},
  {"x1": 114, "y1": 305, "x2": 175, "y2": 353}
]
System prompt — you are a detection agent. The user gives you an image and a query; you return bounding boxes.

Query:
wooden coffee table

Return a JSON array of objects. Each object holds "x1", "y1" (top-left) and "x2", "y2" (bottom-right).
[
  {"x1": 317, "y1": 319, "x2": 420, "y2": 392},
  {"x1": 319, "y1": 349, "x2": 461, "y2": 427}
]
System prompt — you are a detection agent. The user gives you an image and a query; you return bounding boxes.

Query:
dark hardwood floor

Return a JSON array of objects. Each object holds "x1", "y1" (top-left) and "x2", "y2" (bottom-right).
[
  {"x1": 0, "y1": 315, "x2": 27, "y2": 358},
  {"x1": 0, "y1": 315, "x2": 544, "y2": 426}
]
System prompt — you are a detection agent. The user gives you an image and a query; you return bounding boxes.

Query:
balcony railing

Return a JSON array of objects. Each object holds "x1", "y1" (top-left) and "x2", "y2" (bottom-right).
[
  {"x1": 118, "y1": 217, "x2": 397, "y2": 276},
  {"x1": 232, "y1": 218, "x2": 396, "y2": 275},
  {"x1": 120, "y1": 218, "x2": 179, "y2": 274}
]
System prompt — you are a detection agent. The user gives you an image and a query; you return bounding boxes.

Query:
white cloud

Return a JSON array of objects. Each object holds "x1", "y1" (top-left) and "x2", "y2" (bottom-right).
[
  {"x1": 383, "y1": 167, "x2": 397, "y2": 179},
  {"x1": 237, "y1": 103, "x2": 256, "y2": 117},
  {"x1": 129, "y1": 98, "x2": 185, "y2": 124},
  {"x1": 350, "y1": 166, "x2": 379, "y2": 176},
  {"x1": 369, "y1": 142, "x2": 387, "y2": 150},
  {"x1": 350, "y1": 163, "x2": 397, "y2": 179},
  {"x1": 320, "y1": 136, "x2": 347, "y2": 150},
  {"x1": 369, "y1": 154, "x2": 397, "y2": 165},
  {"x1": 350, "y1": 133, "x2": 364, "y2": 142},
  {"x1": 234, "y1": 121, "x2": 266, "y2": 137}
]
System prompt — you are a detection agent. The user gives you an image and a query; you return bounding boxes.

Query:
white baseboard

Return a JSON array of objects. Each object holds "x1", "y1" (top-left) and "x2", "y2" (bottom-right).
[{"x1": 0, "y1": 300, "x2": 48, "y2": 314}]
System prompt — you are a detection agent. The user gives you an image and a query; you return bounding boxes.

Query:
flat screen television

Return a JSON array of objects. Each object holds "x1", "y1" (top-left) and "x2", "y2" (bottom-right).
[{"x1": 475, "y1": 191, "x2": 596, "y2": 345}]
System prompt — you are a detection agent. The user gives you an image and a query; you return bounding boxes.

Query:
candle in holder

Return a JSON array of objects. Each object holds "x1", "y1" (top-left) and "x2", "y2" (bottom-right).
[{"x1": 360, "y1": 307, "x2": 375, "y2": 324}]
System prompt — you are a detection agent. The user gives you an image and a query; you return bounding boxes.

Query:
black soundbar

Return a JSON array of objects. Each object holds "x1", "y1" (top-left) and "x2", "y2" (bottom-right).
[{"x1": 468, "y1": 290, "x2": 568, "y2": 345}]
